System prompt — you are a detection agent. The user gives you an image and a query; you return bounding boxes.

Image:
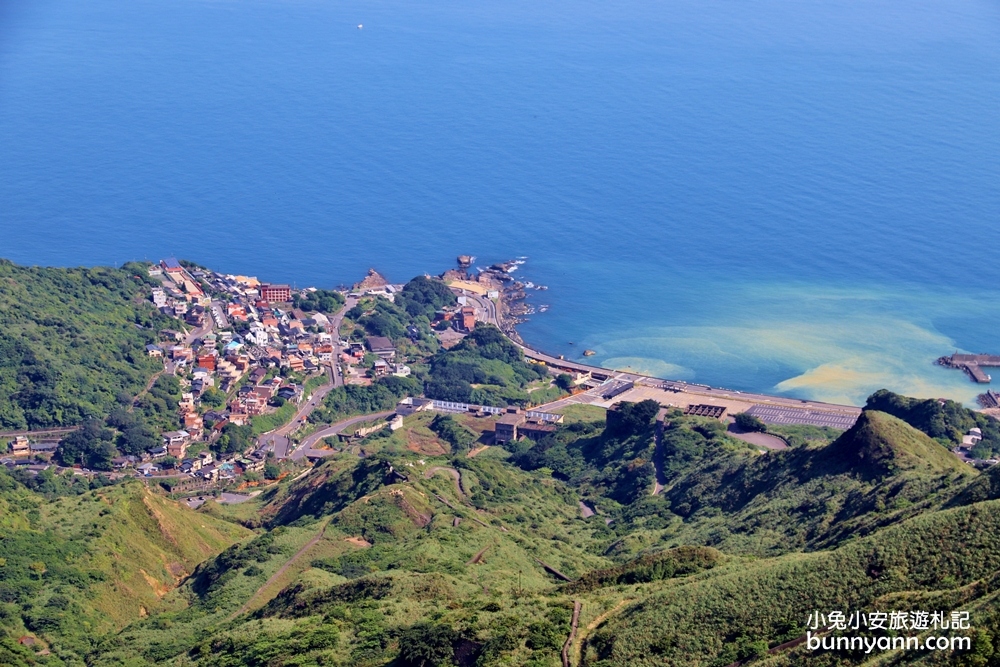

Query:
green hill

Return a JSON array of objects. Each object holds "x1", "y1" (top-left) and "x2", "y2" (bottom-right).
[
  {"x1": 0, "y1": 471, "x2": 250, "y2": 663},
  {"x1": 0, "y1": 260, "x2": 174, "y2": 429},
  {"x1": 2, "y1": 263, "x2": 998, "y2": 667},
  {"x1": 585, "y1": 499, "x2": 1000, "y2": 666},
  {"x1": 655, "y1": 410, "x2": 975, "y2": 555}
]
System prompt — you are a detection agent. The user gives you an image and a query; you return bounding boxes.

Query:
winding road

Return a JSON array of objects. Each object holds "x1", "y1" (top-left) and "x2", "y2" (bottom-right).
[
  {"x1": 288, "y1": 410, "x2": 397, "y2": 461},
  {"x1": 256, "y1": 298, "x2": 358, "y2": 459}
]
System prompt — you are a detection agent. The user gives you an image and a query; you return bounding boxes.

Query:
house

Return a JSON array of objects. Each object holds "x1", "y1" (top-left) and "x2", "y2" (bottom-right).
[
  {"x1": 277, "y1": 385, "x2": 301, "y2": 402},
  {"x1": 146, "y1": 344, "x2": 164, "y2": 358},
  {"x1": 148, "y1": 446, "x2": 168, "y2": 459},
  {"x1": 287, "y1": 356, "x2": 305, "y2": 372},
  {"x1": 373, "y1": 358, "x2": 389, "y2": 378},
  {"x1": 137, "y1": 462, "x2": 159, "y2": 475},
  {"x1": 167, "y1": 440, "x2": 188, "y2": 459},
  {"x1": 29, "y1": 442, "x2": 58, "y2": 456},
  {"x1": 366, "y1": 336, "x2": 396, "y2": 360},
  {"x1": 393, "y1": 363, "x2": 412, "y2": 377},
  {"x1": 183, "y1": 412, "x2": 204, "y2": 431},
  {"x1": 162, "y1": 430, "x2": 190, "y2": 447},
  {"x1": 962, "y1": 428, "x2": 984, "y2": 449},
  {"x1": 240, "y1": 457, "x2": 265, "y2": 473},
  {"x1": 196, "y1": 354, "x2": 217, "y2": 371},
  {"x1": 112, "y1": 455, "x2": 137, "y2": 469},
  {"x1": 9, "y1": 436, "x2": 30, "y2": 457},
  {"x1": 199, "y1": 451, "x2": 214, "y2": 466},
  {"x1": 260, "y1": 284, "x2": 291, "y2": 303},
  {"x1": 458, "y1": 307, "x2": 477, "y2": 332},
  {"x1": 316, "y1": 344, "x2": 334, "y2": 362}
]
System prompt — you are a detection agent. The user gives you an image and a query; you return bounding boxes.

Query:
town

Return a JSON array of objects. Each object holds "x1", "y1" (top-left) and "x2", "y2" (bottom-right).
[{"x1": 5, "y1": 255, "x2": 942, "y2": 505}]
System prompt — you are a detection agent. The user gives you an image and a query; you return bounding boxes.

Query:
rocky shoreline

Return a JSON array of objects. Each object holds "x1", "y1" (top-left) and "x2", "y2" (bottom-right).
[{"x1": 440, "y1": 256, "x2": 548, "y2": 344}]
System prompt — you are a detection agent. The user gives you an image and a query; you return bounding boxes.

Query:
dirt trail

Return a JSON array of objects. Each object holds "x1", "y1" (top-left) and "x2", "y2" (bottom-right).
[
  {"x1": 233, "y1": 524, "x2": 325, "y2": 618},
  {"x1": 572, "y1": 599, "x2": 632, "y2": 665},
  {"x1": 467, "y1": 445, "x2": 490, "y2": 458},
  {"x1": 424, "y1": 466, "x2": 464, "y2": 498},
  {"x1": 467, "y1": 544, "x2": 491, "y2": 565},
  {"x1": 562, "y1": 600, "x2": 582, "y2": 667}
]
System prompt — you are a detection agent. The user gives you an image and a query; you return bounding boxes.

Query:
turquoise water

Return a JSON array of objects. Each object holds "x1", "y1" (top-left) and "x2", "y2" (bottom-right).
[{"x1": 2, "y1": 0, "x2": 1000, "y2": 405}]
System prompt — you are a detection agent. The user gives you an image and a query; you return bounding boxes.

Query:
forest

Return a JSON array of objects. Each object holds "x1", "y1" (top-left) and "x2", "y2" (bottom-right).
[{"x1": 0, "y1": 261, "x2": 175, "y2": 430}]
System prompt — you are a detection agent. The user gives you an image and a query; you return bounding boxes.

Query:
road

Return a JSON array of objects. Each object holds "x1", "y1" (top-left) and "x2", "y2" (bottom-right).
[
  {"x1": 288, "y1": 410, "x2": 397, "y2": 461},
  {"x1": 458, "y1": 290, "x2": 862, "y2": 418},
  {"x1": 254, "y1": 298, "x2": 357, "y2": 459},
  {"x1": 326, "y1": 296, "x2": 357, "y2": 389}
]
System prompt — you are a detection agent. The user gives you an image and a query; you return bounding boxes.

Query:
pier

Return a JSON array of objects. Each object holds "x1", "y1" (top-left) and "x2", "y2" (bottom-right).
[{"x1": 938, "y1": 353, "x2": 1000, "y2": 384}]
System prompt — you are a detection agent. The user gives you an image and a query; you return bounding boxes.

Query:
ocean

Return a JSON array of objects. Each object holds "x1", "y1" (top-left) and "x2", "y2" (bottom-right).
[{"x1": 2, "y1": 0, "x2": 999, "y2": 406}]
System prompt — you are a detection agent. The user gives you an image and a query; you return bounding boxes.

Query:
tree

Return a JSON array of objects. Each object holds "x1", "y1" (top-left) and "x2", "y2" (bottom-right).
[
  {"x1": 398, "y1": 622, "x2": 457, "y2": 667},
  {"x1": 201, "y1": 387, "x2": 225, "y2": 408},
  {"x1": 555, "y1": 374, "x2": 575, "y2": 392},
  {"x1": 734, "y1": 413, "x2": 767, "y2": 433},
  {"x1": 264, "y1": 462, "x2": 281, "y2": 480}
]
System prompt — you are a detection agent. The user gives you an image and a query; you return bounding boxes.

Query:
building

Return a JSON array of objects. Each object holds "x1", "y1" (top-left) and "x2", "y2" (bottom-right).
[
  {"x1": 458, "y1": 306, "x2": 477, "y2": 332},
  {"x1": 493, "y1": 409, "x2": 559, "y2": 443},
  {"x1": 161, "y1": 257, "x2": 184, "y2": 274},
  {"x1": 9, "y1": 436, "x2": 30, "y2": 457},
  {"x1": 366, "y1": 336, "x2": 397, "y2": 360},
  {"x1": 260, "y1": 284, "x2": 291, "y2": 303},
  {"x1": 373, "y1": 358, "x2": 390, "y2": 377},
  {"x1": 146, "y1": 344, "x2": 164, "y2": 358},
  {"x1": 29, "y1": 442, "x2": 58, "y2": 456},
  {"x1": 494, "y1": 413, "x2": 525, "y2": 444},
  {"x1": 683, "y1": 404, "x2": 728, "y2": 419},
  {"x1": 162, "y1": 430, "x2": 190, "y2": 447}
]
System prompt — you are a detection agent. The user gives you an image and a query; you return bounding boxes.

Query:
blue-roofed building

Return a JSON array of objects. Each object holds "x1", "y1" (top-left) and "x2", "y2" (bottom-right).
[{"x1": 161, "y1": 257, "x2": 183, "y2": 273}]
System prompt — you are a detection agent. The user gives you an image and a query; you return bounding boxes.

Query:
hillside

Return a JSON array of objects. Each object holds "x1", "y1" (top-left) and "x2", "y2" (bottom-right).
[
  {"x1": 0, "y1": 470, "x2": 250, "y2": 663},
  {"x1": 54, "y1": 399, "x2": 997, "y2": 667},
  {"x1": 0, "y1": 260, "x2": 172, "y2": 429},
  {"x1": 585, "y1": 500, "x2": 1000, "y2": 666},
  {"x1": 656, "y1": 411, "x2": 976, "y2": 554},
  {"x1": 2, "y1": 263, "x2": 999, "y2": 667}
]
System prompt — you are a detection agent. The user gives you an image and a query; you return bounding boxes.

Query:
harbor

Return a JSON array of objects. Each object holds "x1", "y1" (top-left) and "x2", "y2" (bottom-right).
[{"x1": 937, "y1": 353, "x2": 1000, "y2": 384}]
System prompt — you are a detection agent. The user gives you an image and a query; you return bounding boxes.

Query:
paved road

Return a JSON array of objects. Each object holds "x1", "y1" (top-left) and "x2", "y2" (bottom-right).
[
  {"x1": 459, "y1": 290, "x2": 861, "y2": 417},
  {"x1": 327, "y1": 296, "x2": 357, "y2": 389},
  {"x1": 289, "y1": 410, "x2": 396, "y2": 461},
  {"x1": 255, "y1": 299, "x2": 356, "y2": 458}
]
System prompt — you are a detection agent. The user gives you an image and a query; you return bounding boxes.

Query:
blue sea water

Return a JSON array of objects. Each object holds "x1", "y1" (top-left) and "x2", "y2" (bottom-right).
[{"x1": 2, "y1": 0, "x2": 1000, "y2": 405}]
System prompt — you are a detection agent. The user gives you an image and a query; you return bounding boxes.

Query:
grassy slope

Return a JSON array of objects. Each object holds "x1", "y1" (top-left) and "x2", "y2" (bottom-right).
[
  {"x1": 657, "y1": 411, "x2": 976, "y2": 555},
  {"x1": 0, "y1": 479, "x2": 250, "y2": 662},
  {"x1": 76, "y1": 406, "x2": 1000, "y2": 667},
  {"x1": 586, "y1": 500, "x2": 1000, "y2": 666}
]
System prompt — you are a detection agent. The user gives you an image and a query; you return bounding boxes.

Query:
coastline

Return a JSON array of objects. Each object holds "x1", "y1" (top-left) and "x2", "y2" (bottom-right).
[{"x1": 440, "y1": 259, "x2": 863, "y2": 428}]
